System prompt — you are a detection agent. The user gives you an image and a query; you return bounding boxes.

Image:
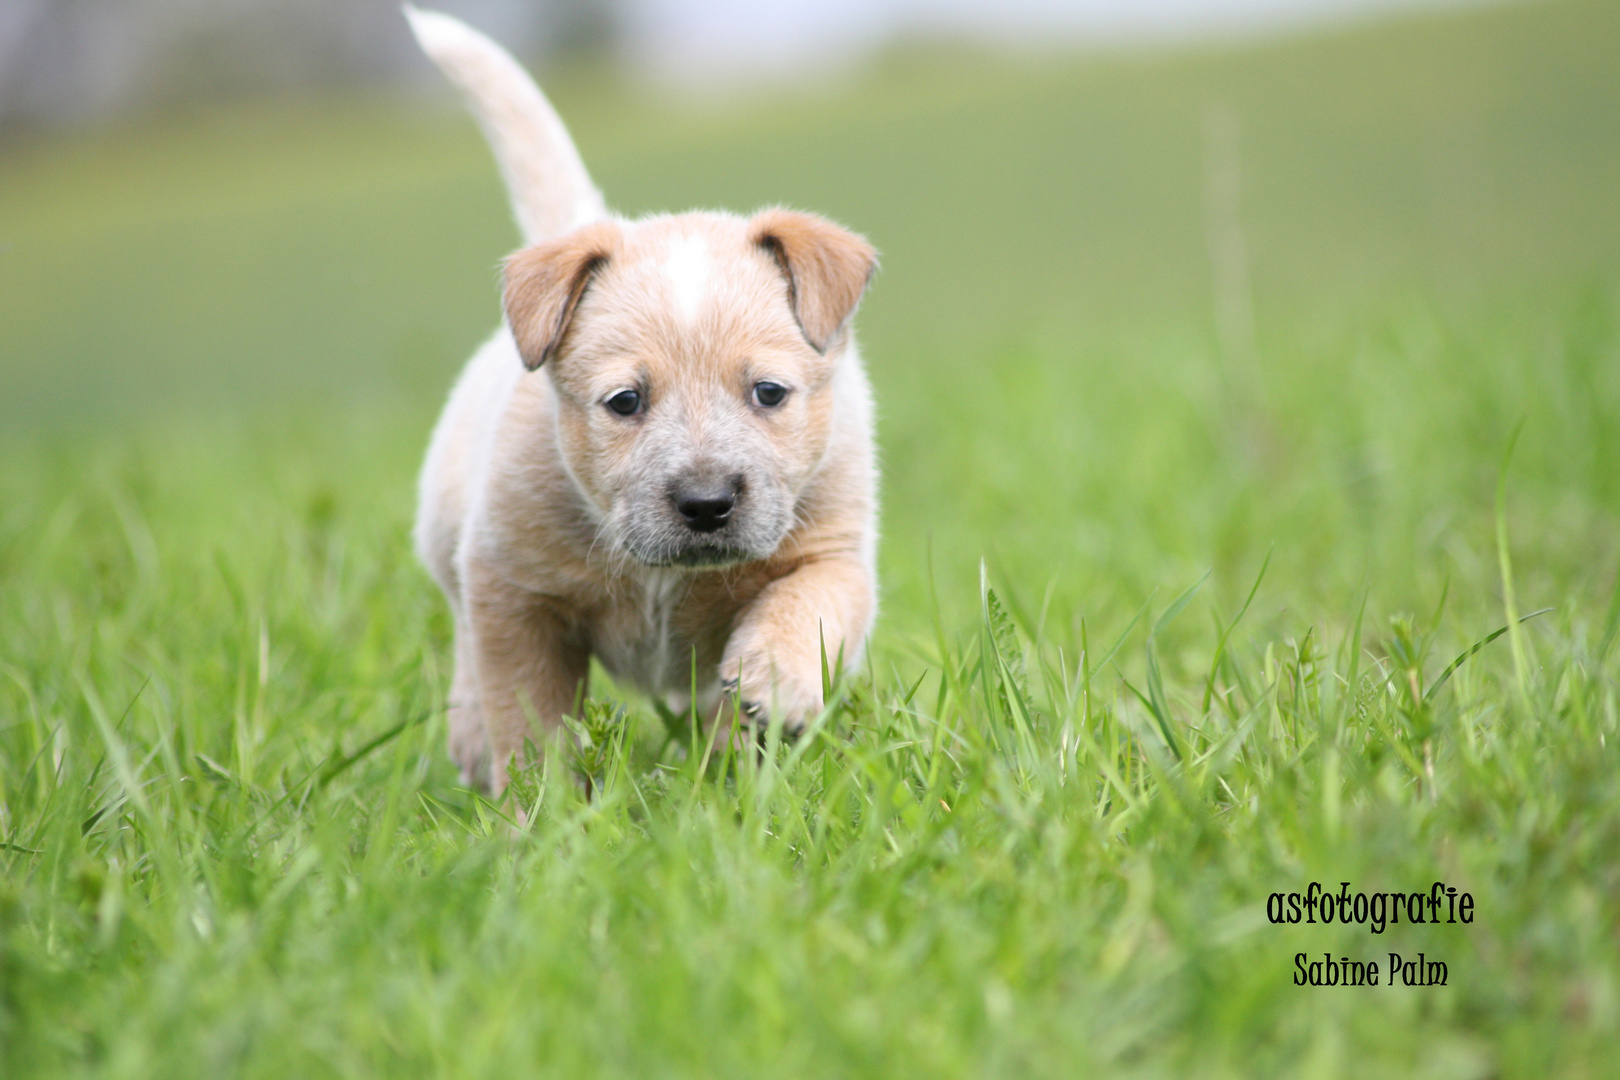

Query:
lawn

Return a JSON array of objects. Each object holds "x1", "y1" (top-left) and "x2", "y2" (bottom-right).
[{"x1": 2, "y1": 0, "x2": 1618, "y2": 1076}]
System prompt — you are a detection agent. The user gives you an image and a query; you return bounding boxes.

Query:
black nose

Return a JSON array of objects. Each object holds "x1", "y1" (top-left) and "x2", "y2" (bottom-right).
[{"x1": 674, "y1": 478, "x2": 740, "y2": 533}]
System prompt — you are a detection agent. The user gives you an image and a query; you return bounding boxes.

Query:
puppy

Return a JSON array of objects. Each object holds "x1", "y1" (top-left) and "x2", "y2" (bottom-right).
[{"x1": 405, "y1": 9, "x2": 879, "y2": 793}]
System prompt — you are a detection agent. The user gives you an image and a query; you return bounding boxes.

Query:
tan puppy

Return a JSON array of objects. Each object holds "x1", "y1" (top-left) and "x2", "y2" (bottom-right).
[{"x1": 405, "y1": 9, "x2": 879, "y2": 793}]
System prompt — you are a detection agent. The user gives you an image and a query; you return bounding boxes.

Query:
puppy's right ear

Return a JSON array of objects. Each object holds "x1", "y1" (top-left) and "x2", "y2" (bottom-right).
[
  {"x1": 502, "y1": 220, "x2": 619, "y2": 370},
  {"x1": 750, "y1": 208, "x2": 876, "y2": 354}
]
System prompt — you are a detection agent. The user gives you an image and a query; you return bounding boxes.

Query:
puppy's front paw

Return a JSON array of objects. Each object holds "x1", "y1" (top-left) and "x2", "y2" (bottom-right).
[
  {"x1": 719, "y1": 645, "x2": 823, "y2": 738},
  {"x1": 447, "y1": 703, "x2": 492, "y2": 791}
]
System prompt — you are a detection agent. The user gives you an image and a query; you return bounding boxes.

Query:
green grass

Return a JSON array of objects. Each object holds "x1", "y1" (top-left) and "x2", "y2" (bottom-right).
[{"x1": 3, "y1": 0, "x2": 1620, "y2": 1075}]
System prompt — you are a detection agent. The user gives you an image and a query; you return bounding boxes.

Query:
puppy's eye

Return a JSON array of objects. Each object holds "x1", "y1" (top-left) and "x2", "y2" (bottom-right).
[
  {"x1": 605, "y1": 389, "x2": 642, "y2": 416},
  {"x1": 752, "y1": 381, "x2": 789, "y2": 408}
]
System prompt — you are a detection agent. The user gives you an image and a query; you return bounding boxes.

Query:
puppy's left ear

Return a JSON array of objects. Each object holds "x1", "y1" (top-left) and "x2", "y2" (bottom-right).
[
  {"x1": 503, "y1": 220, "x2": 620, "y2": 370},
  {"x1": 750, "y1": 209, "x2": 877, "y2": 353}
]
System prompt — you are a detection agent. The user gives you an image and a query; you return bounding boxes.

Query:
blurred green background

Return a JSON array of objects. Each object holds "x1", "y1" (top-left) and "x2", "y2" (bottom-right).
[{"x1": 3, "y1": 0, "x2": 1616, "y2": 632}]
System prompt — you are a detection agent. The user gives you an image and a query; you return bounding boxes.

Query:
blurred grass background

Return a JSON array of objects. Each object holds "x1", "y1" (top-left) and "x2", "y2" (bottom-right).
[
  {"x1": 2, "y1": 0, "x2": 1620, "y2": 1075},
  {"x1": 3, "y1": 0, "x2": 1617, "y2": 627}
]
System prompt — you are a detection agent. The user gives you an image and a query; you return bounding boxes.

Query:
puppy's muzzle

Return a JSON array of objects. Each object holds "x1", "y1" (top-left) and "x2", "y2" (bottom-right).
[{"x1": 673, "y1": 474, "x2": 743, "y2": 534}]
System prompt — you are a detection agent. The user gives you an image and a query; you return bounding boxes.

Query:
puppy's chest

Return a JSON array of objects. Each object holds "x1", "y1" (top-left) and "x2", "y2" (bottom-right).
[{"x1": 589, "y1": 571, "x2": 740, "y2": 693}]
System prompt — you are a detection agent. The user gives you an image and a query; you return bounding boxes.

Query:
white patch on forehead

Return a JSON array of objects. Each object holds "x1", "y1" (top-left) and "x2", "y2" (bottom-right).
[{"x1": 661, "y1": 233, "x2": 712, "y2": 324}]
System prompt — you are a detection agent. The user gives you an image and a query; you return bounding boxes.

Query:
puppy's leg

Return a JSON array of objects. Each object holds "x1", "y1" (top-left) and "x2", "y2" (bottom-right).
[
  {"x1": 446, "y1": 619, "x2": 491, "y2": 790},
  {"x1": 720, "y1": 556, "x2": 873, "y2": 734},
  {"x1": 465, "y1": 566, "x2": 589, "y2": 794}
]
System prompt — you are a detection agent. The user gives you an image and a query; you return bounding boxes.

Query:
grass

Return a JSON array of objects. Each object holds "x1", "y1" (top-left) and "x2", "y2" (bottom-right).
[{"x1": 2, "y1": 0, "x2": 1619, "y2": 1075}]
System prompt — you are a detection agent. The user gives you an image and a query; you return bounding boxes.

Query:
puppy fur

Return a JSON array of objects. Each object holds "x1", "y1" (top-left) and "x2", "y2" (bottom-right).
[{"x1": 406, "y1": 8, "x2": 879, "y2": 792}]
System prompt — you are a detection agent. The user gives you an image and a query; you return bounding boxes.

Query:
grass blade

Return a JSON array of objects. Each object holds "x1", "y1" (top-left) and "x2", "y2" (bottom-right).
[{"x1": 1424, "y1": 608, "x2": 1554, "y2": 704}]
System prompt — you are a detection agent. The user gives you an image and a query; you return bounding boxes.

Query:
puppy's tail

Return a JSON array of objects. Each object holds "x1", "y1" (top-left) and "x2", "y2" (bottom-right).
[{"x1": 405, "y1": 5, "x2": 607, "y2": 244}]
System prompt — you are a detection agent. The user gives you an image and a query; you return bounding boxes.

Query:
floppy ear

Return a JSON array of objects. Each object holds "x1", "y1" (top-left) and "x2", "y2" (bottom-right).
[
  {"x1": 502, "y1": 220, "x2": 620, "y2": 370},
  {"x1": 750, "y1": 209, "x2": 877, "y2": 353}
]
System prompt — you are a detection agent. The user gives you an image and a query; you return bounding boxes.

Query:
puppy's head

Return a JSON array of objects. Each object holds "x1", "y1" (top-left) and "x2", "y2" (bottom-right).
[{"x1": 503, "y1": 209, "x2": 875, "y2": 568}]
